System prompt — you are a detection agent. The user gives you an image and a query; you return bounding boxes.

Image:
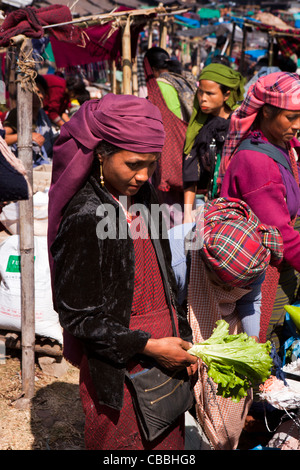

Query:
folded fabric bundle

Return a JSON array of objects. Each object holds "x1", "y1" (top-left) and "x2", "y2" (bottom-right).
[{"x1": 0, "y1": 5, "x2": 82, "y2": 47}]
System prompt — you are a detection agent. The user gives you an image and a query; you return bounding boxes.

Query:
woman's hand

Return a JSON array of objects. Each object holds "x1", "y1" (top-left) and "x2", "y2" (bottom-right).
[
  {"x1": 141, "y1": 337, "x2": 198, "y2": 370},
  {"x1": 32, "y1": 132, "x2": 45, "y2": 147},
  {"x1": 183, "y1": 185, "x2": 197, "y2": 224},
  {"x1": 187, "y1": 362, "x2": 199, "y2": 387}
]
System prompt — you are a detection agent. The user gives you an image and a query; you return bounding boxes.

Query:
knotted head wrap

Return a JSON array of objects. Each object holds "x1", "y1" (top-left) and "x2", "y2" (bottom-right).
[
  {"x1": 184, "y1": 63, "x2": 245, "y2": 155},
  {"x1": 196, "y1": 197, "x2": 283, "y2": 287},
  {"x1": 219, "y1": 71, "x2": 300, "y2": 184},
  {"x1": 48, "y1": 93, "x2": 165, "y2": 263}
]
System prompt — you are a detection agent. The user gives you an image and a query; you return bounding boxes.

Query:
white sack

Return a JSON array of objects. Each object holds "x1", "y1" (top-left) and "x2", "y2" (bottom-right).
[
  {"x1": 0, "y1": 190, "x2": 49, "y2": 236},
  {"x1": 0, "y1": 235, "x2": 62, "y2": 343}
]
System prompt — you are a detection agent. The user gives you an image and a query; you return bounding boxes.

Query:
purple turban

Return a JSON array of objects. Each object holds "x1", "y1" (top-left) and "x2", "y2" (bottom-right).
[{"x1": 48, "y1": 93, "x2": 165, "y2": 268}]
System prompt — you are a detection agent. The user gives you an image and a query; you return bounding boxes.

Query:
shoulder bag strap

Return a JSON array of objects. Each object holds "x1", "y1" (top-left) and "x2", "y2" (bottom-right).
[{"x1": 237, "y1": 139, "x2": 293, "y2": 175}]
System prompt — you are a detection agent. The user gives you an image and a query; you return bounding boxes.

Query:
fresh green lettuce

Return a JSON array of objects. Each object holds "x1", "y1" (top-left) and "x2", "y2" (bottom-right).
[{"x1": 188, "y1": 320, "x2": 273, "y2": 402}]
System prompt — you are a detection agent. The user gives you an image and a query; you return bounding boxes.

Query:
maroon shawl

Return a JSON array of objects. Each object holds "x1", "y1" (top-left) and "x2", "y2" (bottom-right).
[{"x1": 144, "y1": 58, "x2": 188, "y2": 192}]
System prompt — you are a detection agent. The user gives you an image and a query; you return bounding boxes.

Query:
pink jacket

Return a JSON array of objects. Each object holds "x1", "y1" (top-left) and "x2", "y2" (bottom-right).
[{"x1": 220, "y1": 142, "x2": 300, "y2": 273}]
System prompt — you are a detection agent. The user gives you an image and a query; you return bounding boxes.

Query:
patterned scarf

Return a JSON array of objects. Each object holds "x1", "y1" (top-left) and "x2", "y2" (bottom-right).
[
  {"x1": 158, "y1": 71, "x2": 197, "y2": 122},
  {"x1": 219, "y1": 71, "x2": 300, "y2": 184}
]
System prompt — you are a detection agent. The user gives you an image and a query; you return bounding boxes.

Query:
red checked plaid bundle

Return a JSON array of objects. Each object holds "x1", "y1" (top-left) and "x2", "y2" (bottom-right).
[{"x1": 197, "y1": 197, "x2": 284, "y2": 287}]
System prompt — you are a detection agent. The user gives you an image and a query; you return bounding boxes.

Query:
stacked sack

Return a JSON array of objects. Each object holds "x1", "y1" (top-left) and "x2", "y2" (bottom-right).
[{"x1": 0, "y1": 164, "x2": 63, "y2": 344}]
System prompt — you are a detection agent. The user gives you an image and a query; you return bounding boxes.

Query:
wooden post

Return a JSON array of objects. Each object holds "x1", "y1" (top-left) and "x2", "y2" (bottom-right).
[
  {"x1": 196, "y1": 44, "x2": 201, "y2": 76},
  {"x1": 239, "y1": 24, "x2": 247, "y2": 74},
  {"x1": 111, "y1": 59, "x2": 117, "y2": 94},
  {"x1": 132, "y1": 58, "x2": 138, "y2": 96},
  {"x1": 6, "y1": 47, "x2": 17, "y2": 109},
  {"x1": 159, "y1": 16, "x2": 168, "y2": 50},
  {"x1": 183, "y1": 40, "x2": 190, "y2": 65},
  {"x1": 187, "y1": 41, "x2": 191, "y2": 59},
  {"x1": 16, "y1": 38, "x2": 35, "y2": 400},
  {"x1": 122, "y1": 17, "x2": 132, "y2": 95},
  {"x1": 148, "y1": 21, "x2": 153, "y2": 48},
  {"x1": 229, "y1": 22, "x2": 236, "y2": 57},
  {"x1": 268, "y1": 32, "x2": 274, "y2": 66}
]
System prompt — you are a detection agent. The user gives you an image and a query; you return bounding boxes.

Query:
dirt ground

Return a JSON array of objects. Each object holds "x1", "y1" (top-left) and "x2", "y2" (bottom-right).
[
  {"x1": 0, "y1": 348, "x2": 86, "y2": 450},
  {"x1": 0, "y1": 348, "x2": 285, "y2": 451}
]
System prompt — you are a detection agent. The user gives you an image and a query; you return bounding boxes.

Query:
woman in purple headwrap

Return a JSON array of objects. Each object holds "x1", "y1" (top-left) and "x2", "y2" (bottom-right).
[{"x1": 48, "y1": 94, "x2": 197, "y2": 450}]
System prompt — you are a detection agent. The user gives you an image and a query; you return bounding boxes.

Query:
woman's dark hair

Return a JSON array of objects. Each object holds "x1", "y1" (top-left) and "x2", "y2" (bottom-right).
[
  {"x1": 254, "y1": 103, "x2": 282, "y2": 128},
  {"x1": 35, "y1": 74, "x2": 49, "y2": 95},
  {"x1": 94, "y1": 140, "x2": 123, "y2": 159},
  {"x1": 66, "y1": 77, "x2": 87, "y2": 96},
  {"x1": 276, "y1": 56, "x2": 297, "y2": 73},
  {"x1": 211, "y1": 54, "x2": 231, "y2": 67},
  {"x1": 219, "y1": 83, "x2": 231, "y2": 95},
  {"x1": 77, "y1": 90, "x2": 90, "y2": 105},
  {"x1": 216, "y1": 35, "x2": 227, "y2": 48},
  {"x1": 263, "y1": 104, "x2": 283, "y2": 118},
  {"x1": 66, "y1": 76, "x2": 90, "y2": 104},
  {"x1": 258, "y1": 104, "x2": 282, "y2": 119},
  {"x1": 92, "y1": 140, "x2": 122, "y2": 175},
  {"x1": 93, "y1": 139, "x2": 160, "y2": 160},
  {"x1": 167, "y1": 59, "x2": 182, "y2": 75},
  {"x1": 144, "y1": 46, "x2": 170, "y2": 70}
]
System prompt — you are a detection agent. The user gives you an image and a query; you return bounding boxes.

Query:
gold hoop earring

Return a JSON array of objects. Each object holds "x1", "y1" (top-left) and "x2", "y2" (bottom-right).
[{"x1": 99, "y1": 161, "x2": 105, "y2": 187}]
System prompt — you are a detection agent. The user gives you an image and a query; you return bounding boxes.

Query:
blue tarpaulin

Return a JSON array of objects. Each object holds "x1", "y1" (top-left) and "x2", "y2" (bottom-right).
[
  {"x1": 174, "y1": 15, "x2": 200, "y2": 28},
  {"x1": 245, "y1": 49, "x2": 267, "y2": 60},
  {"x1": 227, "y1": 16, "x2": 261, "y2": 28}
]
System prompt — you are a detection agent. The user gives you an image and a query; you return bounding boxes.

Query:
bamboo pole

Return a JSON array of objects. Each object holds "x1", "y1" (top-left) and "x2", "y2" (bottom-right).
[
  {"x1": 185, "y1": 41, "x2": 190, "y2": 64},
  {"x1": 132, "y1": 58, "x2": 138, "y2": 96},
  {"x1": 229, "y1": 22, "x2": 236, "y2": 57},
  {"x1": 239, "y1": 24, "x2": 248, "y2": 74},
  {"x1": 16, "y1": 38, "x2": 35, "y2": 400},
  {"x1": 41, "y1": 5, "x2": 189, "y2": 31},
  {"x1": 148, "y1": 21, "x2": 153, "y2": 48},
  {"x1": 268, "y1": 32, "x2": 274, "y2": 66},
  {"x1": 159, "y1": 16, "x2": 168, "y2": 49},
  {"x1": 6, "y1": 47, "x2": 17, "y2": 109},
  {"x1": 122, "y1": 17, "x2": 132, "y2": 95},
  {"x1": 196, "y1": 44, "x2": 201, "y2": 77},
  {"x1": 111, "y1": 59, "x2": 117, "y2": 94}
]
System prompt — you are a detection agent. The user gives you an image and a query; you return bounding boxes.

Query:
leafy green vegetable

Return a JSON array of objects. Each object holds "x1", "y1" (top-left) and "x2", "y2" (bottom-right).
[{"x1": 188, "y1": 320, "x2": 273, "y2": 403}]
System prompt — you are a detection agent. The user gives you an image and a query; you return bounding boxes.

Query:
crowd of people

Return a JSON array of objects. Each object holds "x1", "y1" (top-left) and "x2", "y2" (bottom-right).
[{"x1": 1, "y1": 41, "x2": 300, "y2": 451}]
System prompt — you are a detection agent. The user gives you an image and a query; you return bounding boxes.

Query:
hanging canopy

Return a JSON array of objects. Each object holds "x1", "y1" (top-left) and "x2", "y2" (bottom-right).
[
  {"x1": 228, "y1": 14, "x2": 300, "y2": 58},
  {"x1": 50, "y1": 15, "x2": 144, "y2": 67},
  {"x1": 174, "y1": 14, "x2": 200, "y2": 28},
  {"x1": 0, "y1": 4, "x2": 187, "y2": 68}
]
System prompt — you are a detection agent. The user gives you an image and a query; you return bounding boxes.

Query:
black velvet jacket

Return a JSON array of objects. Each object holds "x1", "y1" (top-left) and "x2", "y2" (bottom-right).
[{"x1": 51, "y1": 175, "x2": 192, "y2": 410}]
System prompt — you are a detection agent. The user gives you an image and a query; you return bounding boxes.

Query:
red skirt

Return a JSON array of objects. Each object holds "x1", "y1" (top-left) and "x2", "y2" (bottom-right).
[{"x1": 79, "y1": 229, "x2": 185, "y2": 450}]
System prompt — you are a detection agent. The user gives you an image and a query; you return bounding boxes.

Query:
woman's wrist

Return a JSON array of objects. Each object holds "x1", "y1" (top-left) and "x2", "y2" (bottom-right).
[{"x1": 141, "y1": 338, "x2": 157, "y2": 357}]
